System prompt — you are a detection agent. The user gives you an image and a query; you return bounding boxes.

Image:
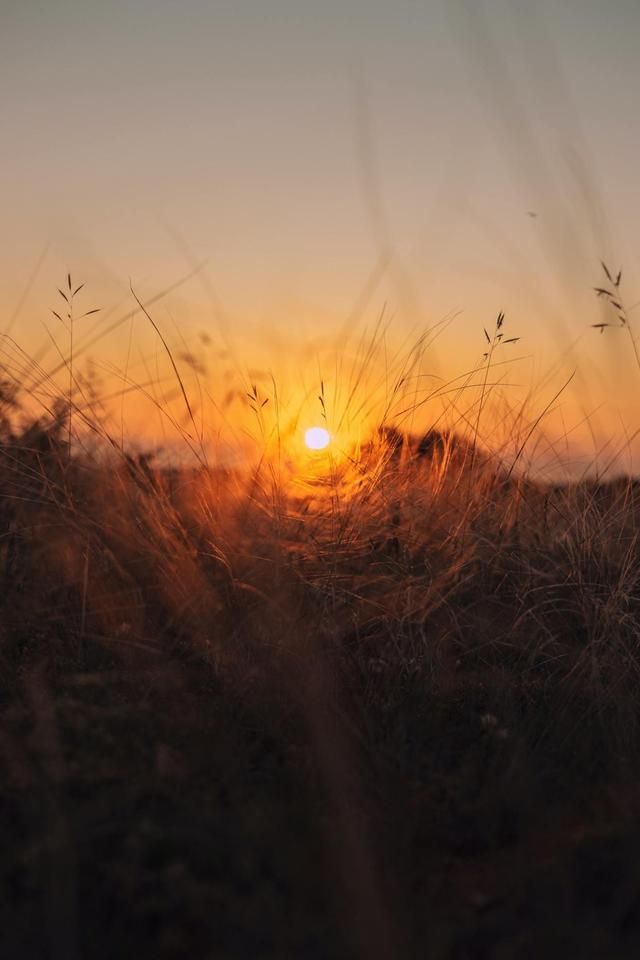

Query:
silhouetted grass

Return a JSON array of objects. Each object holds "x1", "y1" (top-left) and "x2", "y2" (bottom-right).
[{"x1": 1, "y1": 283, "x2": 640, "y2": 959}]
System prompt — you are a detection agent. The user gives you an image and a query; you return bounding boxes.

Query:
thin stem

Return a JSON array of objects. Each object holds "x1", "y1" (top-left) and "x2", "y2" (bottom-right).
[{"x1": 68, "y1": 299, "x2": 73, "y2": 459}]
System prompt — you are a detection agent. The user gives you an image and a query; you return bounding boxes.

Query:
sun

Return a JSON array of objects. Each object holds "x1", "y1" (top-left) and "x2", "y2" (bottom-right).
[{"x1": 304, "y1": 426, "x2": 331, "y2": 451}]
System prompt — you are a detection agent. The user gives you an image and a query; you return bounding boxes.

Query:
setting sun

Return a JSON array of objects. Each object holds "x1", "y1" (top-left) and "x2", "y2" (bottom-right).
[{"x1": 304, "y1": 426, "x2": 331, "y2": 451}]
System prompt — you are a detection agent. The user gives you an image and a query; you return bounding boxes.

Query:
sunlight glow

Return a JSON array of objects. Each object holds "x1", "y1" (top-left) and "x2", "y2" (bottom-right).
[{"x1": 304, "y1": 426, "x2": 331, "y2": 451}]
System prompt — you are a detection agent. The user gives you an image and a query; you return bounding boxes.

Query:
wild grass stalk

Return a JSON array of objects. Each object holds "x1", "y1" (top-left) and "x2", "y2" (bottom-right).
[
  {"x1": 593, "y1": 262, "x2": 640, "y2": 373},
  {"x1": 50, "y1": 275, "x2": 100, "y2": 459}
]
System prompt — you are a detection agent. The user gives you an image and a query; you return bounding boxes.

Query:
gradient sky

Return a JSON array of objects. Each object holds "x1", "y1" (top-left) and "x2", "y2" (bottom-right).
[{"x1": 2, "y1": 0, "x2": 640, "y2": 473}]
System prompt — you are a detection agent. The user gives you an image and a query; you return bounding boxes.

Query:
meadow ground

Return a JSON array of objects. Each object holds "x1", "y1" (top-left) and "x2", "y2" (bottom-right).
[{"x1": 2, "y1": 403, "x2": 640, "y2": 960}]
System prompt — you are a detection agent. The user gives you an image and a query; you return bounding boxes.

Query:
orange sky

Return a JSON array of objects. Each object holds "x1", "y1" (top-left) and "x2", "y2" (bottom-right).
[{"x1": 2, "y1": 1, "x2": 640, "y2": 477}]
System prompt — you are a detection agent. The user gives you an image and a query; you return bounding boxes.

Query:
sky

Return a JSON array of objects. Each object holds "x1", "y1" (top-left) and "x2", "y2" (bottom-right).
[{"x1": 2, "y1": 0, "x2": 640, "y2": 473}]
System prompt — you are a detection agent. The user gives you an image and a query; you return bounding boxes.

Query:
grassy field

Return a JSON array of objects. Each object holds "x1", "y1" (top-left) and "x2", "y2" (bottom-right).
[{"x1": 2, "y1": 294, "x2": 640, "y2": 958}]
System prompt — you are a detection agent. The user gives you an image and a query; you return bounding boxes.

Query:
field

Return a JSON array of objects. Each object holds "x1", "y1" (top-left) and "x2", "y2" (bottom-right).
[
  {"x1": 2, "y1": 306, "x2": 640, "y2": 960},
  {"x1": 5, "y1": 0, "x2": 640, "y2": 953}
]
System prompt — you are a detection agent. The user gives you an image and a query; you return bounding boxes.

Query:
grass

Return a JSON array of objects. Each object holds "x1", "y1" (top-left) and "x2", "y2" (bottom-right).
[{"x1": 1, "y1": 280, "x2": 640, "y2": 958}]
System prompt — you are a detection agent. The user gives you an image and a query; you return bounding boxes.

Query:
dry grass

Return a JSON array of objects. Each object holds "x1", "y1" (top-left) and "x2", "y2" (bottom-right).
[{"x1": 1, "y1": 283, "x2": 640, "y2": 958}]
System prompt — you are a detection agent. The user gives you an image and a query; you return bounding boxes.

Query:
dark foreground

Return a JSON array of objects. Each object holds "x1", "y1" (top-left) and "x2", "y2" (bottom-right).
[
  {"x1": 3, "y1": 628, "x2": 640, "y2": 960},
  {"x1": 2, "y1": 435, "x2": 640, "y2": 958}
]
